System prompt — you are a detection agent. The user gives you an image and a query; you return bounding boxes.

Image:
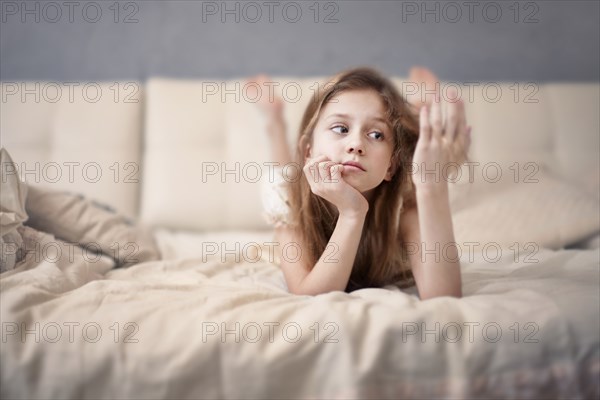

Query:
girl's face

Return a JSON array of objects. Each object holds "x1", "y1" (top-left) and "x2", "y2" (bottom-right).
[{"x1": 307, "y1": 89, "x2": 395, "y2": 196}]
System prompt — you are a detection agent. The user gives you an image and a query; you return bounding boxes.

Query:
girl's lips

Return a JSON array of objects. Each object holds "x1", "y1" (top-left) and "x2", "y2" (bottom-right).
[
  {"x1": 343, "y1": 165, "x2": 364, "y2": 172},
  {"x1": 342, "y1": 161, "x2": 366, "y2": 171}
]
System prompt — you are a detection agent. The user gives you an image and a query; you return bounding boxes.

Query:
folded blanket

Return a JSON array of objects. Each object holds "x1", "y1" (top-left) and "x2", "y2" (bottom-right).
[
  {"x1": 0, "y1": 148, "x2": 161, "y2": 272},
  {"x1": 0, "y1": 147, "x2": 29, "y2": 272}
]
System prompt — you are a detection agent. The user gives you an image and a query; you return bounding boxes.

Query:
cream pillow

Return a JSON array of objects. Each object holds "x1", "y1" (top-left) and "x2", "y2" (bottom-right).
[
  {"x1": 25, "y1": 185, "x2": 160, "y2": 267},
  {"x1": 0, "y1": 147, "x2": 28, "y2": 272},
  {"x1": 452, "y1": 172, "x2": 600, "y2": 250}
]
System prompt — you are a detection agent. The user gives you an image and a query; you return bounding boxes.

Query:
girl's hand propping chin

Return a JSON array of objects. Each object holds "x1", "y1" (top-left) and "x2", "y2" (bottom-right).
[
  {"x1": 412, "y1": 88, "x2": 472, "y2": 190},
  {"x1": 303, "y1": 155, "x2": 369, "y2": 217}
]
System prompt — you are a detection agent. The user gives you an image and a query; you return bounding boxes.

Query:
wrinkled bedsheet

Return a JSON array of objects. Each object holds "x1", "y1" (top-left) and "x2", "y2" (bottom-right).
[{"x1": 1, "y1": 228, "x2": 598, "y2": 399}]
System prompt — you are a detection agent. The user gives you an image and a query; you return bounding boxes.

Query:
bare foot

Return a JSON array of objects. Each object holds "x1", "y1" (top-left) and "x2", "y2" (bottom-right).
[
  {"x1": 246, "y1": 74, "x2": 292, "y2": 165},
  {"x1": 245, "y1": 74, "x2": 284, "y2": 119},
  {"x1": 406, "y1": 66, "x2": 440, "y2": 113}
]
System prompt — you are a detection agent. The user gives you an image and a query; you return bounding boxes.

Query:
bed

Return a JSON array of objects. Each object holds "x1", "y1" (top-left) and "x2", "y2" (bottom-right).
[{"x1": 1, "y1": 77, "x2": 599, "y2": 399}]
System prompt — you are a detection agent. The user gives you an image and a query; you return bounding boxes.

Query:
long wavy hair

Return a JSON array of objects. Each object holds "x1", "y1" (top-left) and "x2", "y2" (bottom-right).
[{"x1": 287, "y1": 67, "x2": 420, "y2": 292}]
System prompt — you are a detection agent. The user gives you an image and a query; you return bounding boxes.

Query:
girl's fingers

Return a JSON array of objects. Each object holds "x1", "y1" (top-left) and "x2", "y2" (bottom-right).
[
  {"x1": 327, "y1": 163, "x2": 342, "y2": 183},
  {"x1": 444, "y1": 92, "x2": 460, "y2": 142},
  {"x1": 465, "y1": 125, "x2": 472, "y2": 152},
  {"x1": 454, "y1": 101, "x2": 469, "y2": 156},
  {"x1": 420, "y1": 106, "x2": 432, "y2": 143},
  {"x1": 306, "y1": 154, "x2": 329, "y2": 168},
  {"x1": 331, "y1": 164, "x2": 343, "y2": 181},
  {"x1": 441, "y1": 94, "x2": 466, "y2": 161},
  {"x1": 430, "y1": 93, "x2": 443, "y2": 140},
  {"x1": 457, "y1": 98, "x2": 468, "y2": 137},
  {"x1": 306, "y1": 162, "x2": 317, "y2": 182},
  {"x1": 318, "y1": 162, "x2": 328, "y2": 182},
  {"x1": 318, "y1": 161, "x2": 335, "y2": 183},
  {"x1": 452, "y1": 125, "x2": 471, "y2": 165},
  {"x1": 304, "y1": 155, "x2": 328, "y2": 182}
]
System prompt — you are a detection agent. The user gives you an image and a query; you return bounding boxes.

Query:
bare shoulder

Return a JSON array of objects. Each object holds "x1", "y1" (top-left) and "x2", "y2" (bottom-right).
[{"x1": 273, "y1": 224, "x2": 312, "y2": 293}]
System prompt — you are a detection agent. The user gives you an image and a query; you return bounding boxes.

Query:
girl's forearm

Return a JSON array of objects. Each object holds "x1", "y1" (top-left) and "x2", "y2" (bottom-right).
[
  {"x1": 297, "y1": 213, "x2": 366, "y2": 295},
  {"x1": 415, "y1": 186, "x2": 462, "y2": 298}
]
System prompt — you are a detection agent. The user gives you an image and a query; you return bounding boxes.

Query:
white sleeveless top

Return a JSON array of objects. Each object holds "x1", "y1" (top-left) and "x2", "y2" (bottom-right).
[{"x1": 261, "y1": 167, "x2": 291, "y2": 227}]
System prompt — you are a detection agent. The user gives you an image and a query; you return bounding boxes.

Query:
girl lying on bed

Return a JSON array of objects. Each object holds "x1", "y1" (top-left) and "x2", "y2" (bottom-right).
[{"x1": 251, "y1": 67, "x2": 471, "y2": 299}]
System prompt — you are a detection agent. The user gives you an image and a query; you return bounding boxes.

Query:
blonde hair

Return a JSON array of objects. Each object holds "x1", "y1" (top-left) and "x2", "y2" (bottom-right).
[{"x1": 288, "y1": 67, "x2": 420, "y2": 292}]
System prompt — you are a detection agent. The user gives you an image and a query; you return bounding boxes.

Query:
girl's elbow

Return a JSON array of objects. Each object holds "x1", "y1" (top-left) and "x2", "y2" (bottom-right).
[
  {"x1": 288, "y1": 279, "x2": 343, "y2": 296},
  {"x1": 286, "y1": 279, "x2": 317, "y2": 296},
  {"x1": 420, "y1": 287, "x2": 462, "y2": 300},
  {"x1": 288, "y1": 285, "x2": 320, "y2": 296}
]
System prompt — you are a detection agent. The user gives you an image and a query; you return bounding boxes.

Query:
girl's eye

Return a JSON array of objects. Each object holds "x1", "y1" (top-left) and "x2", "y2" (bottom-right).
[
  {"x1": 331, "y1": 125, "x2": 348, "y2": 134},
  {"x1": 369, "y1": 131, "x2": 385, "y2": 140}
]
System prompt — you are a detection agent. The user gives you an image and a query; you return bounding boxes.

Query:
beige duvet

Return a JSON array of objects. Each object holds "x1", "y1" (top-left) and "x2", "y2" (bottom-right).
[{"x1": 1, "y1": 227, "x2": 598, "y2": 399}]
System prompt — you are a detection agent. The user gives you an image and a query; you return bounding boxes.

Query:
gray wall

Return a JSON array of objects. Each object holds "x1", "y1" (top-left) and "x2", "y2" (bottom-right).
[{"x1": 1, "y1": 0, "x2": 598, "y2": 82}]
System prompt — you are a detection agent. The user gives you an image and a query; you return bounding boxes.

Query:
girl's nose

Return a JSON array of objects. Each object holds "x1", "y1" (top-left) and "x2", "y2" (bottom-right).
[{"x1": 346, "y1": 135, "x2": 365, "y2": 155}]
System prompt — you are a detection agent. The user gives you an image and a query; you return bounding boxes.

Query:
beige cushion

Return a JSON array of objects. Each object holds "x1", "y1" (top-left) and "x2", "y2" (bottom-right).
[
  {"x1": 0, "y1": 82, "x2": 144, "y2": 219},
  {"x1": 224, "y1": 76, "x2": 327, "y2": 229},
  {"x1": 544, "y1": 83, "x2": 600, "y2": 199},
  {"x1": 141, "y1": 77, "x2": 327, "y2": 231},
  {"x1": 51, "y1": 83, "x2": 144, "y2": 219},
  {"x1": 140, "y1": 78, "x2": 229, "y2": 230},
  {"x1": 459, "y1": 83, "x2": 553, "y2": 191},
  {"x1": 452, "y1": 172, "x2": 600, "y2": 250},
  {"x1": 0, "y1": 82, "x2": 60, "y2": 189},
  {"x1": 25, "y1": 184, "x2": 160, "y2": 267},
  {"x1": 6, "y1": 78, "x2": 597, "y2": 236}
]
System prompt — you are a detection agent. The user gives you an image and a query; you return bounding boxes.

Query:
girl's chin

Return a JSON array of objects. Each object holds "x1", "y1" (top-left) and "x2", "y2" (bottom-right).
[{"x1": 345, "y1": 179, "x2": 378, "y2": 198}]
